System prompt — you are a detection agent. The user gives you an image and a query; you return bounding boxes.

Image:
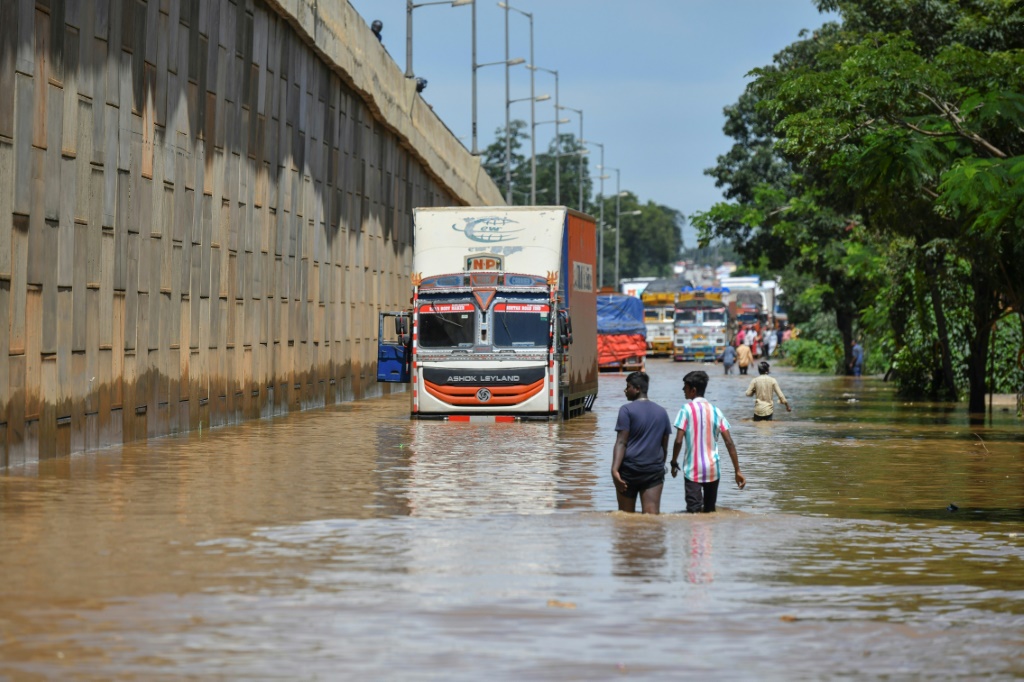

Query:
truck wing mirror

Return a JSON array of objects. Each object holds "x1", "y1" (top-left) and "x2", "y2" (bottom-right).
[{"x1": 395, "y1": 315, "x2": 409, "y2": 336}]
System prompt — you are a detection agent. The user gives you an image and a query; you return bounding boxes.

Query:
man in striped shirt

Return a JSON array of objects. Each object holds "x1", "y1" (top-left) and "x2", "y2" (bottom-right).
[{"x1": 670, "y1": 370, "x2": 746, "y2": 513}]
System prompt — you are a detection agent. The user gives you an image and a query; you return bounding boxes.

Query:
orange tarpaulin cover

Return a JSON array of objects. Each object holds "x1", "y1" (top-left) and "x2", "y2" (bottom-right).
[{"x1": 598, "y1": 334, "x2": 647, "y2": 367}]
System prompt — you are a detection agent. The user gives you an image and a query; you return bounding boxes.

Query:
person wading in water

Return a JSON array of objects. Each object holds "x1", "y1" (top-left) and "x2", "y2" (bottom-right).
[
  {"x1": 611, "y1": 372, "x2": 673, "y2": 514},
  {"x1": 744, "y1": 361, "x2": 792, "y2": 421}
]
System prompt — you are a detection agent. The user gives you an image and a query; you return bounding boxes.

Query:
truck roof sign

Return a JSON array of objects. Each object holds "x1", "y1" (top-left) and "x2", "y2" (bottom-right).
[{"x1": 465, "y1": 254, "x2": 503, "y2": 271}]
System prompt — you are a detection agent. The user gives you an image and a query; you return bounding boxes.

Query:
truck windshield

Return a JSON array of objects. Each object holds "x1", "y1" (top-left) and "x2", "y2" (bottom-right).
[
  {"x1": 703, "y1": 309, "x2": 727, "y2": 324},
  {"x1": 418, "y1": 302, "x2": 476, "y2": 348},
  {"x1": 674, "y1": 310, "x2": 696, "y2": 324},
  {"x1": 492, "y1": 302, "x2": 550, "y2": 348}
]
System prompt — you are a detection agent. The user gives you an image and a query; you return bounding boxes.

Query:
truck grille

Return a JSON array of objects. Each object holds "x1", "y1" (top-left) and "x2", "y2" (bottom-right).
[{"x1": 423, "y1": 378, "x2": 545, "y2": 406}]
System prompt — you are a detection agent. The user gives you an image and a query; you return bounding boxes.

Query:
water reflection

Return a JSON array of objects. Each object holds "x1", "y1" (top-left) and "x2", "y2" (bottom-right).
[
  {"x1": 686, "y1": 521, "x2": 715, "y2": 585},
  {"x1": 612, "y1": 515, "x2": 668, "y2": 580}
]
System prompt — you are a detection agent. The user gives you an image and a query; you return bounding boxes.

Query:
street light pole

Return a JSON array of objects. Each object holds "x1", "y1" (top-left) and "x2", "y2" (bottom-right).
[
  {"x1": 529, "y1": 66, "x2": 560, "y2": 204},
  {"x1": 556, "y1": 105, "x2": 584, "y2": 211},
  {"x1": 501, "y1": 3, "x2": 538, "y2": 203},
  {"x1": 509, "y1": 92, "x2": 551, "y2": 203},
  {"x1": 577, "y1": 110, "x2": 584, "y2": 211},
  {"x1": 407, "y1": 0, "x2": 472, "y2": 79},
  {"x1": 528, "y1": 12, "x2": 536, "y2": 204},
  {"x1": 586, "y1": 142, "x2": 605, "y2": 289},
  {"x1": 609, "y1": 165, "x2": 642, "y2": 290},
  {"x1": 604, "y1": 166, "x2": 620, "y2": 289},
  {"x1": 504, "y1": 2, "x2": 512, "y2": 203},
  {"x1": 471, "y1": 0, "x2": 478, "y2": 153}
]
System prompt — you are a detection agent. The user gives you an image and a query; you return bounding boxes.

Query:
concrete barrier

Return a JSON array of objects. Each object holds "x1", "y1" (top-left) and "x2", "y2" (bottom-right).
[{"x1": 0, "y1": 0, "x2": 504, "y2": 468}]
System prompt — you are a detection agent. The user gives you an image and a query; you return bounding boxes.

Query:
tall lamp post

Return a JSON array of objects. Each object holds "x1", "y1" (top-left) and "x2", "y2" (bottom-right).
[
  {"x1": 556, "y1": 105, "x2": 584, "y2": 211},
  {"x1": 585, "y1": 142, "x2": 606, "y2": 288},
  {"x1": 617, "y1": 208, "x2": 642, "y2": 290},
  {"x1": 406, "y1": 0, "x2": 472, "y2": 79},
  {"x1": 608, "y1": 165, "x2": 642, "y2": 291},
  {"x1": 528, "y1": 66, "x2": 561, "y2": 204},
  {"x1": 606, "y1": 166, "x2": 641, "y2": 289},
  {"x1": 474, "y1": 52, "x2": 525, "y2": 160},
  {"x1": 533, "y1": 113, "x2": 569, "y2": 204},
  {"x1": 498, "y1": 3, "x2": 538, "y2": 203},
  {"x1": 508, "y1": 93, "x2": 551, "y2": 204}
]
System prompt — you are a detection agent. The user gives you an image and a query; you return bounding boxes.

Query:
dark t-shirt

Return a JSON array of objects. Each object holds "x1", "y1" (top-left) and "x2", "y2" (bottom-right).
[{"x1": 614, "y1": 400, "x2": 673, "y2": 473}]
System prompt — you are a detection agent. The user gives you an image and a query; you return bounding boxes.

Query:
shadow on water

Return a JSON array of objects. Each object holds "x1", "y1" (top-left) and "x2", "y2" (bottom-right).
[{"x1": 865, "y1": 506, "x2": 1024, "y2": 523}]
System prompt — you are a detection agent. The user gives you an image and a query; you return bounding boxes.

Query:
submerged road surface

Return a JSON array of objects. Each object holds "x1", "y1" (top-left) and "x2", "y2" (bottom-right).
[{"x1": 1, "y1": 361, "x2": 1023, "y2": 679}]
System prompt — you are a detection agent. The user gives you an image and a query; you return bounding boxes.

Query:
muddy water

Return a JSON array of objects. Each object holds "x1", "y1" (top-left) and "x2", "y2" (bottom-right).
[{"x1": 1, "y1": 361, "x2": 1022, "y2": 679}]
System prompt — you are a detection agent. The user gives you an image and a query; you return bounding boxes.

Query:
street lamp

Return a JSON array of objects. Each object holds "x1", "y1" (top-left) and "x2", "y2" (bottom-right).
[
  {"x1": 617, "y1": 209, "x2": 642, "y2": 289},
  {"x1": 469, "y1": 2, "x2": 524, "y2": 156},
  {"x1": 528, "y1": 65, "x2": 562, "y2": 204},
  {"x1": 498, "y1": 2, "x2": 538, "y2": 204},
  {"x1": 406, "y1": 0, "x2": 472, "y2": 79},
  {"x1": 474, "y1": 53, "x2": 525, "y2": 162},
  {"x1": 502, "y1": 2, "x2": 513, "y2": 202},
  {"x1": 534, "y1": 115, "x2": 568, "y2": 204},
  {"x1": 556, "y1": 105, "x2": 584, "y2": 211},
  {"x1": 608, "y1": 167, "x2": 641, "y2": 289},
  {"x1": 585, "y1": 142, "x2": 606, "y2": 288},
  {"x1": 508, "y1": 93, "x2": 550, "y2": 204}
]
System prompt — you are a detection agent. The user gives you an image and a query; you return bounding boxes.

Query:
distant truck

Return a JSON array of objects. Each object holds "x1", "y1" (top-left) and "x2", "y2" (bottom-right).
[
  {"x1": 640, "y1": 277, "x2": 692, "y2": 356},
  {"x1": 596, "y1": 293, "x2": 647, "y2": 373},
  {"x1": 673, "y1": 286, "x2": 730, "y2": 362},
  {"x1": 376, "y1": 207, "x2": 599, "y2": 421}
]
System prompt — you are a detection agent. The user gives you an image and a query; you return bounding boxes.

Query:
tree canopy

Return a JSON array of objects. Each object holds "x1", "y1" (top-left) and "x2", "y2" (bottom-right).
[{"x1": 694, "y1": 0, "x2": 1024, "y2": 413}]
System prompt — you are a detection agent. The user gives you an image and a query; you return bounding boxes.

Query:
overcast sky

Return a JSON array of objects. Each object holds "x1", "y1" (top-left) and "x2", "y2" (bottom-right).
[{"x1": 346, "y1": 0, "x2": 832, "y2": 245}]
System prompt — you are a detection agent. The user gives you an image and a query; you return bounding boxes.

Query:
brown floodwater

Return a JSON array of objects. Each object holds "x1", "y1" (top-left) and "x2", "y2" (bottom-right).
[{"x1": 1, "y1": 360, "x2": 1022, "y2": 679}]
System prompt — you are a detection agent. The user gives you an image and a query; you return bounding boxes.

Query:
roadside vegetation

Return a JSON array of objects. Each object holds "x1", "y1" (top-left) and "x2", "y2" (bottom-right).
[{"x1": 691, "y1": 0, "x2": 1024, "y2": 409}]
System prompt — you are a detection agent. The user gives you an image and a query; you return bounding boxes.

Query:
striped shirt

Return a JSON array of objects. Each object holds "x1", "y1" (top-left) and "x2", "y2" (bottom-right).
[{"x1": 673, "y1": 397, "x2": 731, "y2": 483}]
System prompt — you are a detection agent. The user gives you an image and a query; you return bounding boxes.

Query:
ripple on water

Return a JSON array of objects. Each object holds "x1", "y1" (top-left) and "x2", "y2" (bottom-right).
[{"x1": 1, "y1": 363, "x2": 1022, "y2": 678}]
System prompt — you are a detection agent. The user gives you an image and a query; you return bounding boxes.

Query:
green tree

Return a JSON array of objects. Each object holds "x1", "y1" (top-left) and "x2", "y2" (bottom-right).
[
  {"x1": 599, "y1": 193, "x2": 684, "y2": 282},
  {"x1": 754, "y1": 0, "x2": 1024, "y2": 412},
  {"x1": 692, "y1": 50, "x2": 878, "y2": 374},
  {"x1": 483, "y1": 123, "x2": 594, "y2": 210},
  {"x1": 481, "y1": 119, "x2": 529, "y2": 203},
  {"x1": 534, "y1": 132, "x2": 592, "y2": 212}
]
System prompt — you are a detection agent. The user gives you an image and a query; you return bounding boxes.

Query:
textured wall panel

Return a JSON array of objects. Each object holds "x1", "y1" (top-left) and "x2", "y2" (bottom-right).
[{"x1": 0, "y1": 0, "x2": 501, "y2": 467}]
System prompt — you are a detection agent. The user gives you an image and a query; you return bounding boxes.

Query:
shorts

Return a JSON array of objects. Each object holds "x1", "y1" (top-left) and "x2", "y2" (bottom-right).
[
  {"x1": 753, "y1": 413, "x2": 773, "y2": 421},
  {"x1": 619, "y1": 465, "x2": 665, "y2": 497}
]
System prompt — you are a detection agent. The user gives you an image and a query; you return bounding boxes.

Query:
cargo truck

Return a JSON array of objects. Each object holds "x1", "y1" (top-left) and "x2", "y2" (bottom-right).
[
  {"x1": 672, "y1": 286, "x2": 730, "y2": 362},
  {"x1": 639, "y1": 278, "x2": 691, "y2": 356},
  {"x1": 377, "y1": 207, "x2": 599, "y2": 421},
  {"x1": 596, "y1": 293, "x2": 647, "y2": 373}
]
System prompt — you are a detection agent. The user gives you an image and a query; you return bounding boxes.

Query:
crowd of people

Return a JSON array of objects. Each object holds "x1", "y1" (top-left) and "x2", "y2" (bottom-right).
[{"x1": 722, "y1": 320, "x2": 793, "y2": 375}]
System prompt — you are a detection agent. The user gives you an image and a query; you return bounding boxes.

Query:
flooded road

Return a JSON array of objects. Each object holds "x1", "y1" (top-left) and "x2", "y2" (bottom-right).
[{"x1": 2, "y1": 360, "x2": 1023, "y2": 679}]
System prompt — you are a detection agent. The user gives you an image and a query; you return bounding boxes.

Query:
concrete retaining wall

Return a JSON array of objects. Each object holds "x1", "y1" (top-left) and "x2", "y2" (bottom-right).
[{"x1": 0, "y1": 0, "x2": 503, "y2": 468}]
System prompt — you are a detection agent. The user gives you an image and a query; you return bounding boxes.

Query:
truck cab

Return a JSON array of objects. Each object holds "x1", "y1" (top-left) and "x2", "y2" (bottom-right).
[{"x1": 672, "y1": 287, "x2": 730, "y2": 362}]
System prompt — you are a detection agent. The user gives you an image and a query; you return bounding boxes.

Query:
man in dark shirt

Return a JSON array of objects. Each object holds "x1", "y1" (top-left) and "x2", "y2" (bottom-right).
[
  {"x1": 850, "y1": 341, "x2": 864, "y2": 376},
  {"x1": 612, "y1": 372, "x2": 673, "y2": 514}
]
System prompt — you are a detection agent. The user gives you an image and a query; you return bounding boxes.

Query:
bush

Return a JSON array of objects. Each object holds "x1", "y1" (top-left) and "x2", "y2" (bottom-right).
[{"x1": 779, "y1": 338, "x2": 841, "y2": 373}]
